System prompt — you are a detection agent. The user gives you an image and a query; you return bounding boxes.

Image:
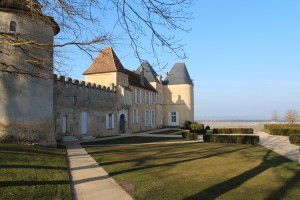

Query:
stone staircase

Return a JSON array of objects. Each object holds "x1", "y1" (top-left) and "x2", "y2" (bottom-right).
[{"x1": 62, "y1": 135, "x2": 78, "y2": 142}]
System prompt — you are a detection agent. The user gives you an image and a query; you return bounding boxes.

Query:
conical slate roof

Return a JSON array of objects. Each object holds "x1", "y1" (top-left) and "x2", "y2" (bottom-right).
[
  {"x1": 164, "y1": 62, "x2": 193, "y2": 85},
  {"x1": 83, "y1": 47, "x2": 126, "y2": 75},
  {"x1": 136, "y1": 60, "x2": 159, "y2": 83}
]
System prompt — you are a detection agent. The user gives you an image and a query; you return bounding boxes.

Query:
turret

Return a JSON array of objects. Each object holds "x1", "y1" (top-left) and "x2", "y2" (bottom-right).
[
  {"x1": 0, "y1": 0, "x2": 59, "y2": 146},
  {"x1": 163, "y1": 62, "x2": 194, "y2": 127}
]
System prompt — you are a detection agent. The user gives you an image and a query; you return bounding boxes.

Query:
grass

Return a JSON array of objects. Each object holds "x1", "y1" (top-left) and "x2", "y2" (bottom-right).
[
  {"x1": 149, "y1": 129, "x2": 183, "y2": 135},
  {"x1": 85, "y1": 139, "x2": 300, "y2": 200},
  {"x1": 0, "y1": 143, "x2": 71, "y2": 200},
  {"x1": 82, "y1": 136, "x2": 184, "y2": 146}
]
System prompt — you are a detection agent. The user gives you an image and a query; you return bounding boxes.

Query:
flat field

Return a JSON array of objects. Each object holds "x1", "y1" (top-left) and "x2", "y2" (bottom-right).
[
  {"x1": 86, "y1": 139, "x2": 300, "y2": 200},
  {"x1": 0, "y1": 143, "x2": 71, "y2": 200}
]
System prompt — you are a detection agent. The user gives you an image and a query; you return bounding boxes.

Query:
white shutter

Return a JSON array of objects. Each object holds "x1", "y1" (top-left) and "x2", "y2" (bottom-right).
[
  {"x1": 144, "y1": 111, "x2": 147, "y2": 127},
  {"x1": 106, "y1": 114, "x2": 109, "y2": 129},
  {"x1": 168, "y1": 112, "x2": 172, "y2": 126},
  {"x1": 132, "y1": 109, "x2": 135, "y2": 123},
  {"x1": 136, "y1": 109, "x2": 139, "y2": 123},
  {"x1": 176, "y1": 112, "x2": 179, "y2": 126},
  {"x1": 112, "y1": 114, "x2": 115, "y2": 128}
]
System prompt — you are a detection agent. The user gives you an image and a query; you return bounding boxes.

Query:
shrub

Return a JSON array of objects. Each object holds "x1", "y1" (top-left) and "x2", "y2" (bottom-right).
[
  {"x1": 182, "y1": 130, "x2": 198, "y2": 140},
  {"x1": 212, "y1": 128, "x2": 254, "y2": 134},
  {"x1": 289, "y1": 134, "x2": 300, "y2": 145},
  {"x1": 190, "y1": 122, "x2": 204, "y2": 130},
  {"x1": 205, "y1": 125, "x2": 210, "y2": 130},
  {"x1": 203, "y1": 134, "x2": 259, "y2": 145},
  {"x1": 191, "y1": 129, "x2": 207, "y2": 134},
  {"x1": 264, "y1": 124, "x2": 300, "y2": 130},
  {"x1": 184, "y1": 120, "x2": 192, "y2": 130},
  {"x1": 269, "y1": 128, "x2": 300, "y2": 136}
]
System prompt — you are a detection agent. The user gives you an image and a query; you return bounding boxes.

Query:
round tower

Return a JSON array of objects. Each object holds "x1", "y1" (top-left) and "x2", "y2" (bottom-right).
[
  {"x1": 0, "y1": 0, "x2": 59, "y2": 146},
  {"x1": 163, "y1": 62, "x2": 194, "y2": 127}
]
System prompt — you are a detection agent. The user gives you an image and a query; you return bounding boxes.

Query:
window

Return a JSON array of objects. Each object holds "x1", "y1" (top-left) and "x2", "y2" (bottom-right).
[
  {"x1": 72, "y1": 96, "x2": 77, "y2": 105},
  {"x1": 171, "y1": 112, "x2": 177, "y2": 123},
  {"x1": 145, "y1": 91, "x2": 149, "y2": 104},
  {"x1": 145, "y1": 110, "x2": 150, "y2": 127},
  {"x1": 135, "y1": 89, "x2": 141, "y2": 104},
  {"x1": 152, "y1": 93, "x2": 155, "y2": 105},
  {"x1": 132, "y1": 108, "x2": 138, "y2": 124},
  {"x1": 10, "y1": 21, "x2": 16, "y2": 32},
  {"x1": 151, "y1": 111, "x2": 156, "y2": 127},
  {"x1": 106, "y1": 113, "x2": 115, "y2": 129}
]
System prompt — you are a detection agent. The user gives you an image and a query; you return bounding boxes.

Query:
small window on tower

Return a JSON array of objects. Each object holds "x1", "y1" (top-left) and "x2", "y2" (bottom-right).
[{"x1": 10, "y1": 21, "x2": 17, "y2": 32}]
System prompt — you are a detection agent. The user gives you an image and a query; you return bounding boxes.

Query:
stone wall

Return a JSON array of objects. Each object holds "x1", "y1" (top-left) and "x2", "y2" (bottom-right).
[
  {"x1": 0, "y1": 8, "x2": 57, "y2": 146},
  {"x1": 54, "y1": 75, "x2": 118, "y2": 139}
]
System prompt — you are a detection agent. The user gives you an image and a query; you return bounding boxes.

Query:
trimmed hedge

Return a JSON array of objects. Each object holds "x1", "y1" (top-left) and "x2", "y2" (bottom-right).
[
  {"x1": 264, "y1": 124, "x2": 300, "y2": 130},
  {"x1": 182, "y1": 130, "x2": 198, "y2": 140},
  {"x1": 289, "y1": 134, "x2": 300, "y2": 145},
  {"x1": 190, "y1": 129, "x2": 207, "y2": 134},
  {"x1": 269, "y1": 128, "x2": 300, "y2": 136},
  {"x1": 212, "y1": 128, "x2": 254, "y2": 134},
  {"x1": 190, "y1": 123, "x2": 204, "y2": 130},
  {"x1": 203, "y1": 134, "x2": 259, "y2": 145}
]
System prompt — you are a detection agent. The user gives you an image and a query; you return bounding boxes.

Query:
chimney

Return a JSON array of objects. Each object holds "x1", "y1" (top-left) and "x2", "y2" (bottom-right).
[{"x1": 140, "y1": 66, "x2": 145, "y2": 86}]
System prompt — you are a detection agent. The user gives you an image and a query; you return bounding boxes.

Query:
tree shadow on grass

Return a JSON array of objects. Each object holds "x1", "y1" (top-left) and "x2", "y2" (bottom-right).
[
  {"x1": 0, "y1": 164, "x2": 68, "y2": 170},
  {"x1": 184, "y1": 150, "x2": 296, "y2": 200},
  {"x1": 0, "y1": 180, "x2": 70, "y2": 187},
  {"x1": 266, "y1": 168, "x2": 300, "y2": 200},
  {"x1": 107, "y1": 145, "x2": 253, "y2": 177},
  {"x1": 89, "y1": 143, "x2": 248, "y2": 167}
]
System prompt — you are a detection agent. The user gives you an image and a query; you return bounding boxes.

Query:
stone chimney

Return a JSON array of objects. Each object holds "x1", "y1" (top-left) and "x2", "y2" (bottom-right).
[{"x1": 140, "y1": 66, "x2": 145, "y2": 86}]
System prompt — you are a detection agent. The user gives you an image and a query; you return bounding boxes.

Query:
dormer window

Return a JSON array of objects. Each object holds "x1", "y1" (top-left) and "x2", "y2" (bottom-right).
[{"x1": 10, "y1": 21, "x2": 17, "y2": 32}]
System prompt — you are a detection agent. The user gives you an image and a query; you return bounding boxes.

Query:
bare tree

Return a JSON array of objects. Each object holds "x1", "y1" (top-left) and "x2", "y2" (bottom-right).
[
  {"x1": 271, "y1": 110, "x2": 279, "y2": 122},
  {"x1": 285, "y1": 109, "x2": 298, "y2": 124},
  {"x1": 0, "y1": 0, "x2": 193, "y2": 78}
]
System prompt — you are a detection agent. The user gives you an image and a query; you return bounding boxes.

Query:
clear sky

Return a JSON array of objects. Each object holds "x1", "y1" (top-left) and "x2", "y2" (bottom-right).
[{"x1": 60, "y1": 0, "x2": 300, "y2": 121}]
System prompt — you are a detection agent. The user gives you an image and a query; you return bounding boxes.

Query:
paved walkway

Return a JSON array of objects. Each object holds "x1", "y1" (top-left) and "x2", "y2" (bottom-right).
[
  {"x1": 65, "y1": 141, "x2": 132, "y2": 200},
  {"x1": 256, "y1": 131, "x2": 299, "y2": 162},
  {"x1": 64, "y1": 129, "x2": 299, "y2": 200}
]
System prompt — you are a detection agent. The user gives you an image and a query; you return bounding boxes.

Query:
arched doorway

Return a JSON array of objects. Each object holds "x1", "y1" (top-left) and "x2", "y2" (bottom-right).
[{"x1": 119, "y1": 114, "x2": 125, "y2": 134}]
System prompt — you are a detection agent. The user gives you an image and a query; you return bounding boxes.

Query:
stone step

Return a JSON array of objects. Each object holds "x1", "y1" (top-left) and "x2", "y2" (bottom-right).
[
  {"x1": 81, "y1": 135, "x2": 96, "y2": 140},
  {"x1": 62, "y1": 135, "x2": 78, "y2": 142}
]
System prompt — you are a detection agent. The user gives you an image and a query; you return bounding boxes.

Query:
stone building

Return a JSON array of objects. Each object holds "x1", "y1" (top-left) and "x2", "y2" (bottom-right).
[
  {"x1": 0, "y1": 1, "x2": 194, "y2": 146},
  {"x1": 0, "y1": 0, "x2": 59, "y2": 146}
]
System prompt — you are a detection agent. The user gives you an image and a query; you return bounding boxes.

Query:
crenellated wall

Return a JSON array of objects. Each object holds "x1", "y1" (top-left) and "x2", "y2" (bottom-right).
[{"x1": 53, "y1": 74, "x2": 118, "y2": 139}]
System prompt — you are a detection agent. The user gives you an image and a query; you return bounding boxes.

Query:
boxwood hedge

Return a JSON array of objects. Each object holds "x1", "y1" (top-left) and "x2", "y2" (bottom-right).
[
  {"x1": 182, "y1": 130, "x2": 198, "y2": 140},
  {"x1": 212, "y1": 128, "x2": 254, "y2": 134},
  {"x1": 203, "y1": 134, "x2": 259, "y2": 145},
  {"x1": 269, "y1": 128, "x2": 300, "y2": 136},
  {"x1": 289, "y1": 134, "x2": 300, "y2": 145}
]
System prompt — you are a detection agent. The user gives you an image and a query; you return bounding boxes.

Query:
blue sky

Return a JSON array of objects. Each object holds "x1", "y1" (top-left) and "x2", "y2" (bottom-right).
[{"x1": 60, "y1": 0, "x2": 300, "y2": 120}]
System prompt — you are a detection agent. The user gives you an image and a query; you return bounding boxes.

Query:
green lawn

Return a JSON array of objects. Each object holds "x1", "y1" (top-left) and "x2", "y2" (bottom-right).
[
  {"x1": 0, "y1": 143, "x2": 71, "y2": 200},
  {"x1": 149, "y1": 129, "x2": 183, "y2": 135},
  {"x1": 82, "y1": 136, "x2": 183, "y2": 146},
  {"x1": 85, "y1": 139, "x2": 300, "y2": 200}
]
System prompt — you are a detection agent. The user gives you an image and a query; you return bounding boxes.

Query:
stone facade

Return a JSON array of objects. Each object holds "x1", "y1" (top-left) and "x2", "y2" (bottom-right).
[
  {"x1": 0, "y1": 0, "x2": 59, "y2": 146},
  {"x1": 0, "y1": 1, "x2": 194, "y2": 146}
]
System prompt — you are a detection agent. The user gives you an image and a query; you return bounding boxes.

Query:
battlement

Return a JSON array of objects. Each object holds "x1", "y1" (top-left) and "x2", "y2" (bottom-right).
[{"x1": 53, "y1": 74, "x2": 116, "y2": 93}]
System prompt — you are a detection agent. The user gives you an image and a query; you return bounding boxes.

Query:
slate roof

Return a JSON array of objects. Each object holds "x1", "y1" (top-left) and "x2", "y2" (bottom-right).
[
  {"x1": 0, "y1": 0, "x2": 40, "y2": 11},
  {"x1": 164, "y1": 62, "x2": 193, "y2": 86},
  {"x1": 136, "y1": 61, "x2": 159, "y2": 83},
  {"x1": 83, "y1": 47, "x2": 126, "y2": 75},
  {"x1": 83, "y1": 47, "x2": 157, "y2": 92},
  {"x1": 124, "y1": 69, "x2": 157, "y2": 92}
]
